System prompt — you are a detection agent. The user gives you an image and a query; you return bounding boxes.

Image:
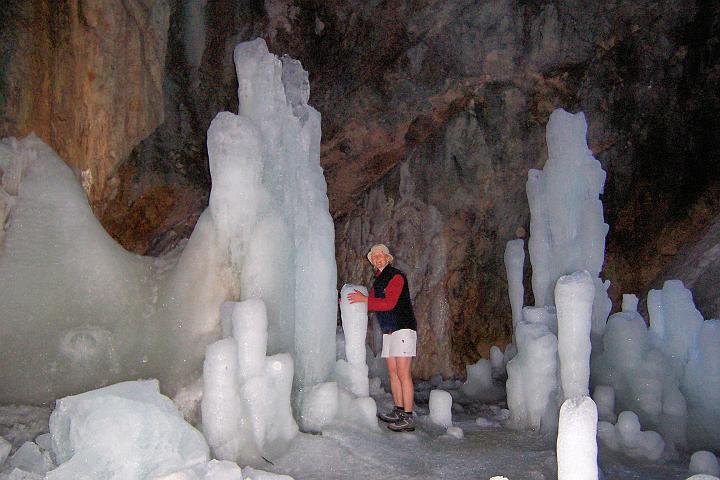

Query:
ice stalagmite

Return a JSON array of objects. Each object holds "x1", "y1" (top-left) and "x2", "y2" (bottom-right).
[
  {"x1": 506, "y1": 307, "x2": 559, "y2": 432},
  {"x1": 557, "y1": 396, "x2": 598, "y2": 480},
  {"x1": 202, "y1": 298, "x2": 298, "y2": 466},
  {"x1": 336, "y1": 284, "x2": 370, "y2": 397},
  {"x1": 504, "y1": 239, "x2": 525, "y2": 334},
  {"x1": 525, "y1": 109, "x2": 611, "y2": 341},
  {"x1": 555, "y1": 270, "x2": 595, "y2": 400}
]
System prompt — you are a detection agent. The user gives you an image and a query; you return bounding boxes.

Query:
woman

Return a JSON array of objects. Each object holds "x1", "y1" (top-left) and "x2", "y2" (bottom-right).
[{"x1": 348, "y1": 244, "x2": 417, "y2": 432}]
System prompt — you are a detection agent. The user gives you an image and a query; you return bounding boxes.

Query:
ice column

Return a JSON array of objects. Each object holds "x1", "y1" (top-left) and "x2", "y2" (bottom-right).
[
  {"x1": 230, "y1": 38, "x2": 337, "y2": 391},
  {"x1": 682, "y1": 319, "x2": 720, "y2": 450},
  {"x1": 526, "y1": 109, "x2": 611, "y2": 338},
  {"x1": 504, "y1": 239, "x2": 525, "y2": 333},
  {"x1": 555, "y1": 271, "x2": 595, "y2": 400},
  {"x1": 648, "y1": 280, "x2": 704, "y2": 376},
  {"x1": 202, "y1": 299, "x2": 298, "y2": 466},
  {"x1": 557, "y1": 396, "x2": 598, "y2": 480},
  {"x1": 336, "y1": 284, "x2": 370, "y2": 397}
]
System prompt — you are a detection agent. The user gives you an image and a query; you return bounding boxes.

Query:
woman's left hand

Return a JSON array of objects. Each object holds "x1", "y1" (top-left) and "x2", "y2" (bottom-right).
[{"x1": 347, "y1": 290, "x2": 368, "y2": 304}]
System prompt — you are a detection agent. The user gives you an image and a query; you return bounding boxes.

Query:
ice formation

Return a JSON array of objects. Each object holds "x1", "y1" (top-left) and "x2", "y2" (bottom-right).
[
  {"x1": 6, "y1": 442, "x2": 52, "y2": 476},
  {"x1": 504, "y1": 239, "x2": 525, "y2": 334},
  {"x1": 460, "y1": 358, "x2": 504, "y2": 402},
  {"x1": 689, "y1": 451, "x2": 720, "y2": 477},
  {"x1": 592, "y1": 282, "x2": 720, "y2": 451},
  {"x1": 0, "y1": 37, "x2": 336, "y2": 405},
  {"x1": 505, "y1": 306, "x2": 559, "y2": 433},
  {"x1": 506, "y1": 109, "x2": 608, "y2": 434},
  {"x1": 508, "y1": 108, "x2": 720, "y2": 460},
  {"x1": 296, "y1": 284, "x2": 378, "y2": 433},
  {"x1": 525, "y1": 109, "x2": 611, "y2": 341},
  {"x1": 489, "y1": 346, "x2": 505, "y2": 377},
  {"x1": 556, "y1": 396, "x2": 598, "y2": 480},
  {"x1": 335, "y1": 284, "x2": 370, "y2": 397},
  {"x1": 429, "y1": 389, "x2": 453, "y2": 428},
  {"x1": 597, "y1": 411, "x2": 665, "y2": 463},
  {"x1": 201, "y1": 298, "x2": 298, "y2": 466},
  {"x1": 47, "y1": 380, "x2": 210, "y2": 479},
  {"x1": 592, "y1": 385, "x2": 617, "y2": 423},
  {"x1": 555, "y1": 270, "x2": 594, "y2": 400},
  {"x1": 0, "y1": 438, "x2": 9, "y2": 465}
]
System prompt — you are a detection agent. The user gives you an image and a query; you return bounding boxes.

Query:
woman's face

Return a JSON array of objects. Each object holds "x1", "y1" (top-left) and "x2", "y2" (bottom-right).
[{"x1": 370, "y1": 251, "x2": 390, "y2": 271}]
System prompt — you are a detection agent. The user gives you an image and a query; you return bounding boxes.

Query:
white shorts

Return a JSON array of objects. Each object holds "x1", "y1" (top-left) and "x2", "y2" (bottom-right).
[{"x1": 381, "y1": 329, "x2": 417, "y2": 358}]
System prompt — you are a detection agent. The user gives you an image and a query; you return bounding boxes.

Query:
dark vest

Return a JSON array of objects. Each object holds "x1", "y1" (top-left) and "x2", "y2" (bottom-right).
[{"x1": 372, "y1": 265, "x2": 417, "y2": 334}]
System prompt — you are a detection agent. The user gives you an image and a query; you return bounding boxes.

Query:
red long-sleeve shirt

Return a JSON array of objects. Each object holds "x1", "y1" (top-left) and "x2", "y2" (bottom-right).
[{"x1": 368, "y1": 271, "x2": 405, "y2": 312}]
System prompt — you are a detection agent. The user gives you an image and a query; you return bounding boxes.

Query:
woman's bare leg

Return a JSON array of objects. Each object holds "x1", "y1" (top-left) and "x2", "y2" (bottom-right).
[
  {"x1": 395, "y1": 356, "x2": 414, "y2": 412},
  {"x1": 386, "y1": 357, "x2": 403, "y2": 407}
]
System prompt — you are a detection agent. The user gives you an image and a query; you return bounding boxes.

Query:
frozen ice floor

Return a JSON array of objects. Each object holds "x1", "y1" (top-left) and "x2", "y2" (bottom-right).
[{"x1": 0, "y1": 388, "x2": 691, "y2": 479}]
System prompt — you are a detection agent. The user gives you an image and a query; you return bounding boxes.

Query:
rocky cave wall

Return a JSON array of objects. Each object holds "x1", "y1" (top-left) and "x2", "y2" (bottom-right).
[{"x1": 1, "y1": 0, "x2": 718, "y2": 379}]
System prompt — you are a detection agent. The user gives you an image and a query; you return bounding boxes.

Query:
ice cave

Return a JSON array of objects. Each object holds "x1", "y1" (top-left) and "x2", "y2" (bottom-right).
[{"x1": 0, "y1": 1, "x2": 719, "y2": 480}]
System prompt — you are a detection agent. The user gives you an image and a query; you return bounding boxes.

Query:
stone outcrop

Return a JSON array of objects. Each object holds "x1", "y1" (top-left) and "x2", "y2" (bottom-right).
[{"x1": 0, "y1": 0, "x2": 170, "y2": 206}]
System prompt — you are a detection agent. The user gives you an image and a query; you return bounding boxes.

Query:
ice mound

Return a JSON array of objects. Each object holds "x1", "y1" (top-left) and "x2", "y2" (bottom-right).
[
  {"x1": 0, "y1": 37, "x2": 336, "y2": 406},
  {"x1": 46, "y1": 380, "x2": 209, "y2": 479},
  {"x1": 592, "y1": 385, "x2": 617, "y2": 423},
  {"x1": 689, "y1": 451, "x2": 720, "y2": 477},
  {"x1": 506, "y1": 306, "x2": 559, "y2": 433},
  {"x1": 597, "y1": 411, "x2": 665, "y2": 463},
  {"x1": 460, "y1": 358, "x2": 505, "y2": 402},
  {"x1": 429, "y1": 390, "x2": 453, "y2": 428},
  {"x1": 202, "y1": 298, "x2": 298, "y2": 466}
]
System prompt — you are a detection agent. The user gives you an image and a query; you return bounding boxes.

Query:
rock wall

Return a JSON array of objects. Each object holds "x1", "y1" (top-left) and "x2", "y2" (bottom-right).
[{"x1": 0, "y1": 0, "x2": 170, "y2": 206}]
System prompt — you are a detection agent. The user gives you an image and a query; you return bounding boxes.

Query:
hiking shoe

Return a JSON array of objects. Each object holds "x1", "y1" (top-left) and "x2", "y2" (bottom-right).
[
  {"x1": 377, "y1": 407, "x2": 402, "y2": 423},
  {"x1": 387, "y1": 412, "x2": 415, "y2": 432}
]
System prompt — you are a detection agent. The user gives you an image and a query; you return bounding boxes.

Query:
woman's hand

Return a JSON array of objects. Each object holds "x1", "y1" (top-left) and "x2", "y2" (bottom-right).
[{"x1": 347, "y1": 289, "x2": 368, "y2": 304}]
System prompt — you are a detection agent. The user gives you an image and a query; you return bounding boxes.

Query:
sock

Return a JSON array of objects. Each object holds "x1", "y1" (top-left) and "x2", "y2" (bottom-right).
[{"x1": 394, "y1": 405, "x2": 403, "y2": 411}]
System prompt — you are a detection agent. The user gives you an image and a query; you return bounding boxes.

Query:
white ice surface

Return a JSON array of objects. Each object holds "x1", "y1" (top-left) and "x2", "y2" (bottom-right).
[
  {"x1": 46, "y1": 380, "x2": 209, "y2": 480},
  {"x1": 0, "y1": 383, "x2": 691, "y2": 480}
]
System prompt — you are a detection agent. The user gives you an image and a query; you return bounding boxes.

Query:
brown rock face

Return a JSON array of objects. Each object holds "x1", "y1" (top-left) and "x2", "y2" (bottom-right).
[{"x1": 0, "y1": 0, "x2": 169, "y2": 205}]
